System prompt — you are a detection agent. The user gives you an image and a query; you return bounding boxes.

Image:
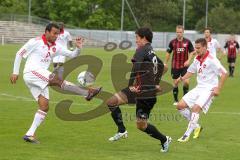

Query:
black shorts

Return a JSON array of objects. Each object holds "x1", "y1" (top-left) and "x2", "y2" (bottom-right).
[
  {"x1": 228, "y1": 57, "x2": 236, "y2": 63},
  {"x1": 136, "y1": 98, "x2": 156, "y2": 119},
  {"x1": 171, "y1": 67, "x2": 188, "y2": 79}
]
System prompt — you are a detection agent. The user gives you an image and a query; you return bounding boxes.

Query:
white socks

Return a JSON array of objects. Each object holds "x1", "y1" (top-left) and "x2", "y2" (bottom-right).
[
  {"x1": 184, "y1": 112, "x2": 200, "y2": 136},
  {"x1": 26, "y1": 109, "x2": 47, "y2": 136},
  {"x1": 179, "y1": 108, "x2": 191, "y2": 121}
]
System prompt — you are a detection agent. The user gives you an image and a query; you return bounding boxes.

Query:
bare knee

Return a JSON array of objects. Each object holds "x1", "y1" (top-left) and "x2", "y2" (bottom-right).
[
  {"x1": 48, "y1": 74, "x2": 63, "y2": 87},
  {"x1": 192, "y1": 105, "x2": 202, "y2": 113},
  {"x1": 136, "y1": 119, "x2": 147, "y2": 131},
  {"x1": 177, "y1": 100, "x2": 187, "y2": 110},
  {"x1": 38, "y1": 95, "x2": 49, "y2": 112},
  {"x1": 107, "y1": 96, "x2": 118, "y2": 107}
]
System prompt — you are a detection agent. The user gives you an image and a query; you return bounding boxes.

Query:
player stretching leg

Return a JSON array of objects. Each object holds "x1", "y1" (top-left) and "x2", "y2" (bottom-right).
[{"x1": 10, "y1": 23, "x2": 101, "y2": 144}]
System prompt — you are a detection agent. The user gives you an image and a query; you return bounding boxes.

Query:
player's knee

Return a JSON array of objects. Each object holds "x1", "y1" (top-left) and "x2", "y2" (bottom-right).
[
  {"x1": 40, "y1": 105, "x2": 49, "y2": 112},
  {"x1": 107, "y1": 96, "x2": 118, "y2": 107},
  {"x1": 136, "y1": 119, "x2": 147, "y2": 131},
  {"x1": 177, "y1": 101, "x2": 186, "y2": 110}
]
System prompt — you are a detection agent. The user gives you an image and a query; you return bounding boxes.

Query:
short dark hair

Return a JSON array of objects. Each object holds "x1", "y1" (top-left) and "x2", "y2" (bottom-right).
[
  {"x1": 195, "y1": 38, "x2": 207, "y2": 47},
  {"x1": 45, "y1": 22, "x2": 60, "y2": 32},
  {"x1": 135, "y1": 27, "x2": 153, "y2": 43},
  {"x1": 204, "y1": 27, "x2": 212, "y2": 33}
]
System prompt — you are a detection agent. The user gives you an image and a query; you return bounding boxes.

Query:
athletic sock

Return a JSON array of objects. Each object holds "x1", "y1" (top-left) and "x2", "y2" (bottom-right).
[
  {"x1": 183, "y1": 85, "x2": 189, "y2": 95},
  {"x1": 144, "y1": 123, "x2": 167, "y2": 144},
  {"x1": 179, "y1": 108, "x2": 191, "y2": 121},
  {"x1": 184, "y1": 112, "x2": 200, "y2": 136},
  {"x1": 26, "y1": 109, "x2": 47, "y2": 136},
  {"x1": 61, "y1": 81, "x2": 88, "y2": 96},
  {"x1": 109, "y1": 106, "x2": 126, "y2": 133},
  {"x1": 173, "y1": 87, "x2": 179, "y2": 102}
]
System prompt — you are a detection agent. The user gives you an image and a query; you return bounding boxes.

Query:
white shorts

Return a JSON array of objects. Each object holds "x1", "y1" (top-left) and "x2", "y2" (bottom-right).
[
  {"x1": 23, "y1": 69, "x2": 53, "y2": 101},
  {"x1": 183, "y1": 87, "x2": 214, "y2": 114},
  {"x1": 53, "y1": 55, "x2": 66, "y2": 63}
]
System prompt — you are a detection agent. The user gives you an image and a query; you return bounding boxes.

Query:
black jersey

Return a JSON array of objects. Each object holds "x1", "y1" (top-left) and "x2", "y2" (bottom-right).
[{"x1": 128, "y1": 43, "x2": 164, "y2": 92}]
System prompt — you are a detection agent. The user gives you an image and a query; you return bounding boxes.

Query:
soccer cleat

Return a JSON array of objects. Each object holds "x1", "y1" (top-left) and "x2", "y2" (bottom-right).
[
  {"x1": 23, "y1": 135, "x2": 40, "y2": 144},
  {"x1": 177, "y1": 135, "x2": 190, "y2": 142},
  {"x1": 85, "y1": 87, "x2": 102, "y2": 101},
  {"x1": 173, "y1": 102, "x2": 178, "y2": 106},
  {"x1": 108, "y1": 131, "x2": 128, "y2": 141},
  {"x1": 193, "y1": 126, "x2": 203, "y2": 139},
  {"x1": 161, "y1": 136, "x2": 172, "y2": 153}
]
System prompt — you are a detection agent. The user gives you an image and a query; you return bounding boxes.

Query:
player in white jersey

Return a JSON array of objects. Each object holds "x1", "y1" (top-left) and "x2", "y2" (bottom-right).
[
  {"x1": 175, "y1": 38, "x2": 227, "y2": 142},
  {"x1": 10, "y1": 23, "x2": 101, "y2": 144},
  {"x1": 53, "y1": 22, "x2": 73, "y2": 80},
  {"x1": 204, "y1": 27, "x2": 222, "y2": 58}
]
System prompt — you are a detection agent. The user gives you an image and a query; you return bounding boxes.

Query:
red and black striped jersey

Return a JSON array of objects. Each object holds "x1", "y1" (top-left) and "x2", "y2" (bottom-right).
[
  {"x1": 224, "y1": 41, "x2": 239, "y2": 58},
  {"x1": 167, "y1": 38, "x2": 194, "y2": 69}
]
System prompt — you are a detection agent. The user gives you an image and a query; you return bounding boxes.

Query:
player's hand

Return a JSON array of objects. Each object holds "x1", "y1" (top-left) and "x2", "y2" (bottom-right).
[
  {"x1": 211, "y1": 87, "x2": 220, "y2": 96},
  {"x1": 129, "y1": 86, "x2": 141, "y2": 93},
  {"x1": 10, "y1": 74, "x2": 18, "y2": 84},
  {"x1": 75, "y1": 37, "x2": 84, "y2": 49},
  {"x1": 184, "y1": 60, "x2": 190, "y2": 67},
  {"x1": 176, "y1": 77, "x2": 182, "y2": 83}
]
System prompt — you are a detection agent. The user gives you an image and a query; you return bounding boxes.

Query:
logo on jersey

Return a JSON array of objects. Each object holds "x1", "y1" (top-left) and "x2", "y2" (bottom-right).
[
  {"x1": 183, "y1": 43, "x2": 187, "y2": 47},
  {"x1": 52, "y1": 47, "x2": 56, "y2": 53},
  {"x1": 177, "y1": 48, "x2": 185, "y2": 53}
]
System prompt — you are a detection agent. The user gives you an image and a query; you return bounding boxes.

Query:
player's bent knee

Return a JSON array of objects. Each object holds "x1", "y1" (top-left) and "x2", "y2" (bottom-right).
[
  {"x1": 177, "y1": 101, "x2": 186, "y2": 110},
  {"x1": 136, "y1": 119, "x2": 147, "y2": 131},
  {"x1": 192, "y1": 105, "x2": 202, "y2": 113},
  {"x1": 107, "y1": 96, "x2": 118, "y2": 107}
]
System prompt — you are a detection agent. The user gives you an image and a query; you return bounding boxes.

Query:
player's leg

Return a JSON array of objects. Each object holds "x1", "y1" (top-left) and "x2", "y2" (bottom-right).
[
  {"x1": 48, "y1": 73, "x2": 101, "y2": 101},
  {"x1": 107, "y1": 91, "x2": 129, "y2": 141},
  {"x1": 24, "y1": 94, "x2": 49, "y2": 144},
  {"x1": 171, "y1": 68, "x2": 180, "y2": 105},
  {"x1": 136, "y1": 98, "x2": 171, "y2": 152},
  {"x1": 182, "y1": 67, "x2": 189, "y2": 95},
  {"x1": 230, "y1": 59, "x2": 235, "y2": 77},
  {"x1": 177, "y1": 99, "x2": 191, "y2": 121}
]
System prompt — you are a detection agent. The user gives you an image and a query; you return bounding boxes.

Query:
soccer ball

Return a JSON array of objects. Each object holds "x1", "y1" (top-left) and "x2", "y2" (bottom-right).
[{"x1": 77, "y1": 71, "x2": 95, "y2": 87}]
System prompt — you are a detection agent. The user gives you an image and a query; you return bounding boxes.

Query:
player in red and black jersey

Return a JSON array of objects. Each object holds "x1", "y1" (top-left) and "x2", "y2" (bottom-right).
[
  {"x1": 164, "y1": 25, "x2": 195, "y2": 105},
  {"x1": 107, "y1": 27, "x2": 171, "y2": 152},
  {"x1": 224, "y1": 35, "x2": 239, "y2": 77}
]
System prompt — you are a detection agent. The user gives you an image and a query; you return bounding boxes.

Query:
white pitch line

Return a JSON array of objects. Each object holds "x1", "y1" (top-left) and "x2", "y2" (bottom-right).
[{"x1": 0, "y1": 93, "x2": 89, "y2": 106}]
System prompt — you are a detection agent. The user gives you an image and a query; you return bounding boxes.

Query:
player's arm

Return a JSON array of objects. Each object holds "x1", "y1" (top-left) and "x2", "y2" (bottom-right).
[
  {"x1": 59, "y1": 37, "x2": 84, "y2": 58},
  {"x1": 10, "y1": 39, "x2": 34, "y2": 84},
  {"x1": 223, "y1": 41, "x2": 228, "y2": 55},
  {"x1": 184, "y1": 41, "x2": 195, "y2": 67},
  {"x1": 68, "y1": 33, "x2": 74, "y2": 50},
  {"x1": 164, "y1": 41, "x2": 173, "y2": 70},
  {"x1": 212, "y1": 59, "x2": 228, "y2": 96},
  {"x1": 236, "y1": 42, "x2": 240, "y2": 55}
]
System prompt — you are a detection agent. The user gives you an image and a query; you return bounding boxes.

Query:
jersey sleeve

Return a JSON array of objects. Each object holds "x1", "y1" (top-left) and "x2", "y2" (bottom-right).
[
  {"x1": 212, "y1": 58, "x2": 227, "y2": 76},
  {"x1": 166, "y1": 41, "x2": 173, "y2": 53},
  {"x1": 13, "y1": 38, "x2": 37, "y2": 74},
  {"x1": 188, "y1": 41, "x2": 194, "y2": 53},
  {"x1": 187, "y1": 59, "x2": 198, "y2": 73},
  {"x1": 66, "y1": 32, "x2": 72, "y2": 41}
]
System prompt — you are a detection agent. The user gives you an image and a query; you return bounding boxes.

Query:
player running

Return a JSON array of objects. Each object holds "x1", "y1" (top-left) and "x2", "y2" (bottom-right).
[
  {"x1": 176, "y1": 38, "x2": 228, "y2": 142},
  {"x1": 223, "y1": 34, "x2": 240, "y2": 77},
  {"x1": 10, "y1": 23, "x2": 101, "y2": 144},
  {"x1": 164, "y1": 25, "x2": 195, "y2": 105},
  {"x1": 107, "y1": 27, "x2": 171, "y2": 152}
]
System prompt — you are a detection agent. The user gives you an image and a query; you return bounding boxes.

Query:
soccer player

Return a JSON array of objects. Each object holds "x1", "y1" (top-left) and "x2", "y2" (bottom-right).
[
  {"x1": 164, "y1": 25, "x2": 195, "y2": 105},
  {"x1": 10, "y1": 23, "x2": 101, "y2": 144},
  {"x1": 107, "y1": 27, "x2": 171, "y2": 152},
  {"x1": 204, "y1": 27, "x2": 222, "y2": 58},
  {"x1": 223, "y1": 34, "x2": 239, "y2": 77},
  {"x1": 53, "y1": 22, "x2": 73, "y2": 80},
  {"x1": 176, "y1": 38, "x2": 228, "y2": 142}
]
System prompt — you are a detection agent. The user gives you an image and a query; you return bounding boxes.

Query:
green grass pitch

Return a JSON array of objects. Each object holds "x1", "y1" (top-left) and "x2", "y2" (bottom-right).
[{"x1": 0, "y1": 44, "x2": 240, "y2": 160}]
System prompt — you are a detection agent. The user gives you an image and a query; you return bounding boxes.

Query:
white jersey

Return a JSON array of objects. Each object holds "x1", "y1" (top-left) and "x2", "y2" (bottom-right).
[
  {"x1": 207, "y1": 38, "x2": 221, "y2": 57},
  {"x1": 13, "y1": 34, "x2": 80, "y2": 75},
  {"x1": 57, "y1": 30, "x2": 72, "y2": 48},
  {"x1": 187, "y1": 51, "x2": 227, "y2": 89}
]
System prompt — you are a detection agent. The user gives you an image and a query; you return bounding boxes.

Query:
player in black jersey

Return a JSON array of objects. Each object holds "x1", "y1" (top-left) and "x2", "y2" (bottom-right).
[{"x1": 107, "y1": 27, "x2": 171, "y2": 153}]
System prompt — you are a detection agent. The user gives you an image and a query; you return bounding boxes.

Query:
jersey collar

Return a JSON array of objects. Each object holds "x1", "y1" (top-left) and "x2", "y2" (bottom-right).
[
  {"x1": 60, "y1": 29, "x2": 64, "y2": 34},
  {"x1": 42, "y1": 34, "x2": 56, "y2": 48},
  {"x1": 207, "y1": 37, "x2": 212, "y2": 42},
  {"x1": 196, "y1": 51, "x2": 209, "y2": 65}
]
